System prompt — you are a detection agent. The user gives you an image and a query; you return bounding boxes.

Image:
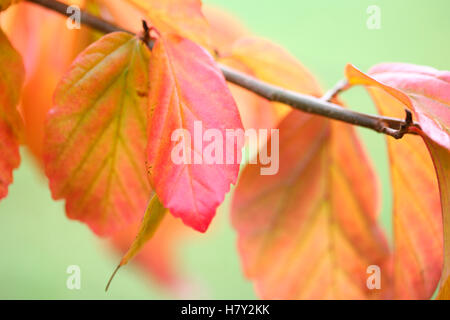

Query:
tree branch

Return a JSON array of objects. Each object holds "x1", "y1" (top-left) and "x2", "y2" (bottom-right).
[
  {"x1": 29, "y1": 0, "x2": 128, "y2": 33},
  {"x1": 26, "y1": 0, "x2": 418, "y2": 138}
]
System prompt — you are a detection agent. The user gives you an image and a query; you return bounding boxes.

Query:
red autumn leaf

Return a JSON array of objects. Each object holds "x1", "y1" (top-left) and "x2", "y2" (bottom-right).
[
  {"x1": 232, "y1": 111, "x2": 390, "y2": 299},
  {"x1": 147, "y1": 34, "x2": 243, "y2": 232},
  {"x1": 345, "y1": 63, "x2": 448, "y2": 299},
  {"x1": 125, "y1": 0, "x2": 210, "y2": 48},
  {"x1": 108, "y1": 6, "x2": 261, "y2": 285},
  {"x1": 106, "y1": 5, "x2": 255, "y2": 287},
  {"x1": 0, "y1": 28, "x2": 24, "y2": 200},
  {"x1": 346, "y1": 63, "x2": 450, "y2": 149},
  {"x1": 44, "y1": 32, "x2": 152, "y2": 236}
]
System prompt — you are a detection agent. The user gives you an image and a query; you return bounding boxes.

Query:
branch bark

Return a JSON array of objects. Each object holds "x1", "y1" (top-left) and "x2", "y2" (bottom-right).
[{"x1": 26, "y1": 0, "x2": 418, "y2": 137}]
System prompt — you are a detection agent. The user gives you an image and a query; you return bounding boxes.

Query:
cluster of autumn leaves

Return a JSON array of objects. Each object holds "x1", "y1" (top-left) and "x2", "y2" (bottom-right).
[{"x1": 0, "y1": 0, "x2": 449, "y2": 299}]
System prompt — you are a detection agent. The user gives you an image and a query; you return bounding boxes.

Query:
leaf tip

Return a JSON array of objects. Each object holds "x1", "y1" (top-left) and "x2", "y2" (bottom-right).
[{"x1": 105, "y1": 264, "x2": 122, "y2": 293}]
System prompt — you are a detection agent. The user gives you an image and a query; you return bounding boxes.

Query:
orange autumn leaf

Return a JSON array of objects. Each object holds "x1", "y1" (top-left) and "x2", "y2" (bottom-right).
[
  {"x1": 4, "y1": 2, "x2": 189, "y2": 289},
  {"x1": 2, "y1": 1, "x2": 96, "y2": 160},
  {"x1": 232, "y1": 111, "x2": 390, "y2": 299},
  {"x1": 0, "y1": 28, "x2": 23, "y2": 138},
  {"x1": 438, "y1": 277, "x2": 450, "y2": 299},
  {"x1": 369, "y1": 88, "x2": 442, "y2": 299},
  {"x1": 147, "y1": 34, "x2": 243, "y2": 232},
  {"x1": 425, "y1": 141, "x2": 450, "y2": 300},
  {"x1": 219, "y1": 36, "x2": 324, "y2": 137},
  {"x1": 231, "y1": 55, "x2": 389, "y2": 299},
  {"x1": 203, "y1": 7, "x2": 278, "y2": 133},
  {"x1": 44, "y1": 32, "x2": 152, "y2": 236},
  {"x1": 219, "y1": 57, "x2": 278, "y2": 132},
  {"x1": 202, "y1": 5, "x2": 250, "y2": 57},
  {"x1": 0, "y1": 0, "x2": 19, "y2": 11},
  {"x1": 0, "y1": 28, "x2": 24, "y2": 200},
  {"x1": 230, "y1": 36, "x2": 323, "y2": 121},
  {"x1": 345, "y1": 63, "x2": 447, "y2": 299},
  {"x1": 96, "y1": 0, "x2": 148, "y2": 34},
  {"x1": 125, "y1": 0, "x2": 210, "y2": 48}
]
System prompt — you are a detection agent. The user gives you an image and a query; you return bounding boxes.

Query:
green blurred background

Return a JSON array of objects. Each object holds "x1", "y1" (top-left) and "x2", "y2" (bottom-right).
[{"x1": 0, "y1": 0, "x2": 449, "y2": 299}]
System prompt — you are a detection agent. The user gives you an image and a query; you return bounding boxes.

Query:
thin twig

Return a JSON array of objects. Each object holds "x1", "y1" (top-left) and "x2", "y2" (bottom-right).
[
  {"x1": 321, "y1": 79, "x2": 348, "y2": 102},
  {"x1": 26, "y1": 0, "x2": 418, "y2": 138}
]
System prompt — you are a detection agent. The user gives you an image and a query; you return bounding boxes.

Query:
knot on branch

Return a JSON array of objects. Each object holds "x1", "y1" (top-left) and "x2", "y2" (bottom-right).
[{"x1": 379, "y1": 109, "x2": 414, "y2": 139}]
